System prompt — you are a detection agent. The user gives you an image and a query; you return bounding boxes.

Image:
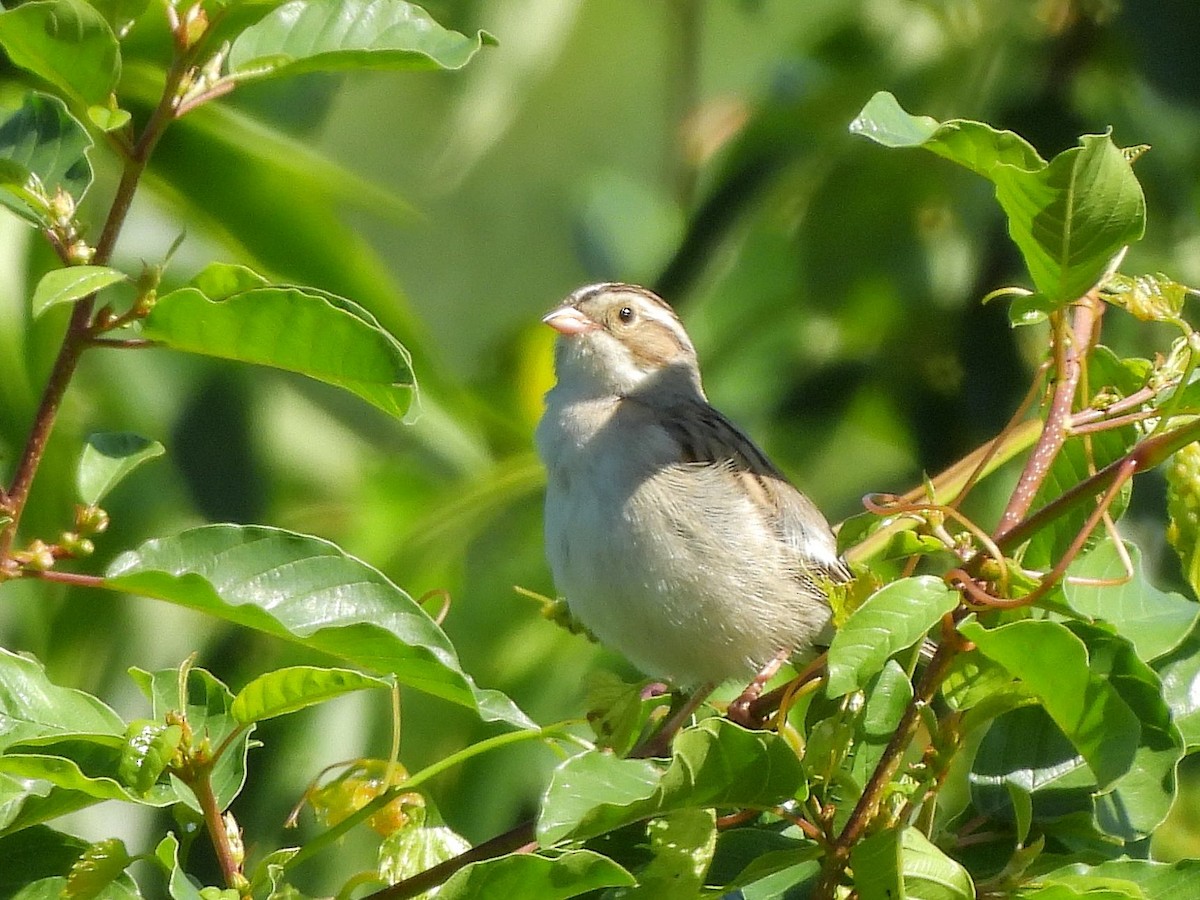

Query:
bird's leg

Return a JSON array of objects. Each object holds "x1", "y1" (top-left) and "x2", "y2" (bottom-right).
[
  {"x1": 629, "y1": 681, "x2": 717, "y2": 758},
  {"x1": 727, "y1": 649, "x2": 790, "y2": 728}
]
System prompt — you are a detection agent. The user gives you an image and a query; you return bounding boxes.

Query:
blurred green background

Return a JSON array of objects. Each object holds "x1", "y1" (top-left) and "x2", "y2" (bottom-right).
[{"x1": 3, "y1": 0, "x2": 1200, "y2": 889}]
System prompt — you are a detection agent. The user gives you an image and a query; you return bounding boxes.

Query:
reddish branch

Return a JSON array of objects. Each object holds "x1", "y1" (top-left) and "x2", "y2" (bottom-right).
[{"x1": 995, "y1": 296, "x2": 1102, "y2": 540}]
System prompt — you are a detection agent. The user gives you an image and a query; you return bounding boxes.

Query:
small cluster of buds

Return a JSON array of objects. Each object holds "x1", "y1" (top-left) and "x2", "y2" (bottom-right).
[{"x1": 47, "y1": 187, "x2": 93, "y2": 265}]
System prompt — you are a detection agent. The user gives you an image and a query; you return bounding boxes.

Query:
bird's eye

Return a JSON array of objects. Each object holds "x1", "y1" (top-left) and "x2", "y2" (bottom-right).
[{"x1": 618, "y1": 306, "x2": 634, "y2": 324}]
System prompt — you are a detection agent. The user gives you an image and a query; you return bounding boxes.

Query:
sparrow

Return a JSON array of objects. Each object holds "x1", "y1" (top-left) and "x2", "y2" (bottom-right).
[{"x1": 535, "y1": 282, "x2": 849, "y2": 692}]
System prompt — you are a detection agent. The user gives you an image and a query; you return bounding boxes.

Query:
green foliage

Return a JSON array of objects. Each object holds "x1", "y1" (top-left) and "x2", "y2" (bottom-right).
[{"x1": 1, "y1": 2, "x2": 1200, "y2": 898}]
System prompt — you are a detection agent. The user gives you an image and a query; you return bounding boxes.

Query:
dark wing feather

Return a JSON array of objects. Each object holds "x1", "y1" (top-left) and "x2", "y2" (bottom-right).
[{"x1": 653, "y1": 397, "x2": 851, "y2": 585}]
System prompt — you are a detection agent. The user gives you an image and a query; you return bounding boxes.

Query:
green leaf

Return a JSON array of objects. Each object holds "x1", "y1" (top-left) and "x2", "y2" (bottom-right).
[
  {"x1": 0, "y1": 92, "x2": 93, "y2": 225},
  {"x1": 227, "y1": 0, "x2": 496, "y2": 83},
  {"x1": 851, "y1": 91, "x2": 1146, "y2": 305},
  {"x1": 64, "y1": 837, "x2": 132, "y2": 900},
  {"x1": 154, "y1": 833, "x2": 204, "y2": 900},
  {"x1": 899, "y1": 827, "x2": 975, "y2": 899},
  {"x1": 143, "y1": 264, "x2": 416, "y2": 419},
  {"x1": 848, "y1": 660, "x2": 912, "y2": 794},
  {"x1": 1064, "y1": 540, "x2": 1199, "y2": 661},
  {"x1": 537, "y1": 719, "x2": 803, "y2": 845},
  {"x1": 85, "y1": 0, "x2": 149, "y2": 34},
  {"x1": 31, "y1": 265, "x2": 126, "y2": 318},
  {"x1": 117, "y1": 721, "x2": 182, "y2": 797},
  {"x1": 0, "y1": 0, "x2": 120, "y2": 110},
  {"x1": 127, "y1": 666, "x2": 247, "y2": 811},
  {"x1": 615, "y1": 809, "x2": 717, "y2": 899},
  {"x1": 76, "y1": 432, "x2": 165, "y2": 506},
  {"x1": 959, "y1": 619, "x2": 1139, "y2": 787},
  {"x1": 0, "y1": 826, "x2": 89, "y2": 894},
  {"x1": 1022, "y1": 429, "x2": 1135, "y2": 571},
  {"x1": 436, "y1": 850, "x2": 634, "y2": 899},
  {"x1": 105, "y1": 525, "x2": 531, "y2": 728},
  {"x1": 1156, "y1": 630, "x2": 1200, "y2": 749},
  {"x1": 0, "y1": 648, "x2": 124, "y2": 749},
  {"x1": 1074, "y1": 624, "x2": 1183, "y2": 839},
  {"x1": 0, "y1": 744, "x2": 175, "y2": 808},
  {"x1": 826, "y1": 575, "x2": 957, "y2": 697},
  {"x1": 1042, "y1": 859, "x2": 1200, "y2": 899},
  {"x1": 851, "y1": 829, "x2": 901, "y2": 900},
  {"x1": 230, "y1": 665, "x2": 388, "y2": 724},
  {"x1": 377, "y1": 820, "x2": 471, "y2": 885}
]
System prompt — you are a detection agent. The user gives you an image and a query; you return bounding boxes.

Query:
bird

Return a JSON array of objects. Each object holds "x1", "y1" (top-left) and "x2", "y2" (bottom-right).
[{"x1": 535, "y1": 282, "x2": 849, "y2": 696}]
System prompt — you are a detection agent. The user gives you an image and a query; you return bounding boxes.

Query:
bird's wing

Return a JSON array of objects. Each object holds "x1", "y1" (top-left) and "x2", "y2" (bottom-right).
[{"x1": 655, "y1": 398, "x2": 851, "y2": 584}]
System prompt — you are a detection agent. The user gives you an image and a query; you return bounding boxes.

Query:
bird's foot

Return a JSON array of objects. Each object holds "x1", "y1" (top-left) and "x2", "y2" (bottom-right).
[{"x1": 727, "y1": 650, "x2": 789, "y2": 729}]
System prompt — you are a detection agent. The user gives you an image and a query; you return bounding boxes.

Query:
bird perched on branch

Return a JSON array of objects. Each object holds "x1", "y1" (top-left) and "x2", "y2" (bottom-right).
[{"x1": 535, "y1": 282, "x2": 849, "y2": 703}]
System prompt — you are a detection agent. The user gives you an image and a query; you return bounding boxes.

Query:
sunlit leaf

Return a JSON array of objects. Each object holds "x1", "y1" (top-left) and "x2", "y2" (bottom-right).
[
  {"x1": 1064, "y1": 540, "x2": 1199, "y2": 661},
  {"x1": 1022, "y1": 429, "x2": 1135, "y2": 570},
  {"x1": 1166, "y1": 442, "x2": 1200, "y2": 596},
  {"x1": 1156, "y1": 631, "x2": 1200, "y2": 749},
  {"x1": 826, "y1": 576, "x2": 957, "y2": 697},
  {"x1": 227, "y1": 0, "x2": 496, "y2": 83},
  {"x1": 127, "y1": 665, "x2": 247, "y2": 811},
  {"x1": 616, "y1": 809, "x2": 717, "y2": 899},
  {"x1": 1076, "y1": 625, "x2": 1181, "y2": 839},
  {"x1": 0, "y1": 92, "x2": 93, "y2": 225},
  {"x1": 230, "y1": 665, "x2": 388, "y2": 724},
  {"x1": 899, "y1": 827, "x2": 974, "y2": 899},
  {"x1": 1042, "y1": 859, "x2": 1200, "y2": 899},
  {"x1": 105, "y1": 525, "x2": 531, "y2": 728},
  {"x1": 143, "y1": 264, "x2": 416, "y2": 419},
  {"x1": 959, "y1": 619, "x2": 1139, "y2": 788},
  {"x1": 64, "y1": 837, "x2": 132, "y2": 900},
  {"x1": 538, "y1": 719, "x2": 803, "y2": 845},
  {"x1": 852, "y1": 91, "x2": 1146, "y2": 305},
  {"x1": 76, "y1": 432, "x2": 165, "y2": 506},
  {"x1": 0, "y1": 648, "x2": 123, "y2": 749},
  {"x1": 851, "y1": 829, "x2": 901, "y2": 900},
  {"x1": 116, "y1": 721, "x2": 182, "y2": 797},
  {"x1": 0, "y1": 0, "x2": 120, "y2": 110},
  {"x1": 31, "y1": 265, "x2": 126, "y2": 318},
  {"x1": 437, "y1": 850, "x2": 634, "y2": 899}
]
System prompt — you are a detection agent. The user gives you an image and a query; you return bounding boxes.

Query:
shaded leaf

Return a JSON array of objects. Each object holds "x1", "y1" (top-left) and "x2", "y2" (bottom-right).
[
  {"x1": 0, "y1": 92, "x2": 93, "y2": 224},
  {"x1": 0, "y1": 826, "x2": 88, "y2": 895},
  {"x1": 31, "y1": 266, "x2": 126, "y2": 318},
  {"x1": 437, "y1": 850, "x2": 634, "y2": 899},
  {"x1": 827, "y1": 575, "x2": 957, "y2": 697},
  {"x1": 143, "y1": 264, "x2": 416, "y2": 419},
  {"x1": 76, "y1": 432, "x2": 164, "y2": 506},
  {"x1": 538, "y1": 719, "x2": 803, "y2": 845},
  {"x1": 106, "y1": 525, "x2": 531, "y2": 728},
  {"x1": 228, "y1": 0, "x2": 496, "y2": 83},
  {"x1": 0, "y1": 0, "x2": 120, "y2": 110},
  {"x1": 230, "y1": 665, "x2": 388, "y2": 724}
]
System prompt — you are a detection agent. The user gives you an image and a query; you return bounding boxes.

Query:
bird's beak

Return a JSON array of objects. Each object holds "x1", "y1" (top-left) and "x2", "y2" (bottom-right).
[{"x1": 542, "y1": 305, "x2": 596, "y2": 336}]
